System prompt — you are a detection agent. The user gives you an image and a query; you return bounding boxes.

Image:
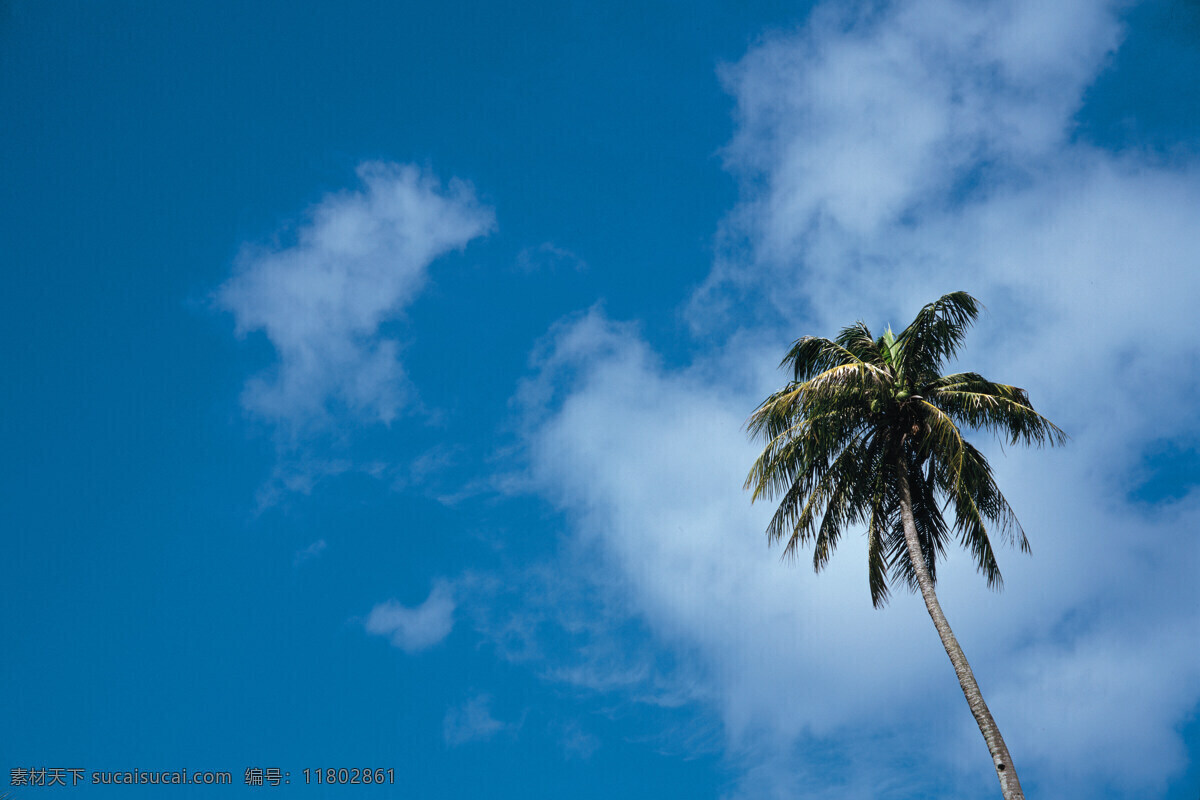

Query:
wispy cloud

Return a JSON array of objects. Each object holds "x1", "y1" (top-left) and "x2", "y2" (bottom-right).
[
  {"x1": 442, "y1": 694, "x2": 513, "y2": 746},
  {"x1": 515, "y1": 242, "x2": 587, "y2": 273},
  {"x1": 292, "y1": 538, "x2": 327, "y2": 567},
  {"x1": 218, "y1": 162, "x2": 494, "y2": 437},
  {"x1": 553, "y1": 719, "x2": 599, "y2": 760},
  {"x1": 512, "y1": 1, "x2": 1200, "y2": 797},
  {"x1": 364, "y1": 580, "x2": 455, "y2": 653}
]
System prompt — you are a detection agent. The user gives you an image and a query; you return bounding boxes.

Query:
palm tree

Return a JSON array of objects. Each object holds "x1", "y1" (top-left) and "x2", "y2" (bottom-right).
[{"x1": 744, "y1": 291, "x2": 1065, "y2": 800}]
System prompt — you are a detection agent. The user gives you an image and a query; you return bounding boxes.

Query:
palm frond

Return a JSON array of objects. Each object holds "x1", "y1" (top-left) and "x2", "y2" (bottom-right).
[
  {"x1": 948, "y1": 442, "x2": 1029, "y2": 554},
  {"x1": 895, "y1": 291, "x2": 980, "y2": 383},
  {"x1": 781, "y1": 335, "x2": 891, "y2": 384},
  {"x1": 745, "y1": 403, "x2": 869, "y2": 501},
  {"x1": 813, "y1": 431, "x2": 886, "y2": 572},
  {"x1": 919, "y1": 399, "x2": 967, "y2": 481},
  {"x1": 835, "y1": 321, "x2": 884, "y2": 364},
  {"x1": 803, "y1": 362, "x2": 890, "y2": 399},
  {"x1": 932, "y1": 381, "x2": 1067, "y2": 447},
  {"x1": 773, "y1": 428, "x2": 872, "y2": 559},
  {"x1": 866, "y1": 491, "x2": 892, "y2": 608}
]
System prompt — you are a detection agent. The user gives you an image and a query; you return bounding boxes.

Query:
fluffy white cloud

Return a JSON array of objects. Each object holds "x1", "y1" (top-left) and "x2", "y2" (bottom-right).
[
  {"x1": 218, "y1": 162, "x2": 494, "y2": 434},
  {"x1": 514, "y1": 1, "x2": 1200, "y2": 797},
  {"x1": 365, "y1": 580, "x2": 456, "y2": 653},
  {"x1": 697, "y1": 0, "x2": 1123, "y2": 327}
]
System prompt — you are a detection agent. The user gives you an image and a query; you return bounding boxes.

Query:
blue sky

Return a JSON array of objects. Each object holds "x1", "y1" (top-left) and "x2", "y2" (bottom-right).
[{"x1": 4, "y1": 1, "x2": 1200, "y2": 798}]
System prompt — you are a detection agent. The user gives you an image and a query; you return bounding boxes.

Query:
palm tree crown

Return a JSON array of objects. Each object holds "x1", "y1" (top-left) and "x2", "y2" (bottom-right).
[{"x1": 745, "y1": 291, "x2": 1066, "y2": 607}]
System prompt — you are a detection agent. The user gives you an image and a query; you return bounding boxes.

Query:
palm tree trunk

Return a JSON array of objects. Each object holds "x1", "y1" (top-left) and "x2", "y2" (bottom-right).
[{"x1": 895, "y1": 457, "x2": 1025, "y2": 800}]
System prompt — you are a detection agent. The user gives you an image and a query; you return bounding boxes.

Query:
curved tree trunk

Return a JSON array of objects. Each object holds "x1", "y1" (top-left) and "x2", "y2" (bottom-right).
[{"x1": 895, "y1": 458, "x2": 1025, "y2": 800}]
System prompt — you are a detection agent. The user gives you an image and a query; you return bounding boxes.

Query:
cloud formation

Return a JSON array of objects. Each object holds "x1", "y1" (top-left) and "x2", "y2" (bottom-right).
[
  {"x1": 364, "y1": 580, "x2": 456, "y2": 653},
  {"x1": 513, "y1": 1, "x2": 1200, "y2": 797},
  {"x1": 696, "y1": 0, "x2": 1124, "y2": 329},
  {"x1": 442, "y1": 694, "x2": 511, "y2": 746},
  {"x1": 515, "y1": 242, "x2": 587, "y2": 273},
  {"x1": 554, "y1": 719, "x2": 600, "y2": 760},
  {"x1": 292, "y1": 538, "x2": 327, "y2": 567},
  {"x1": 218, "y1": 162, "x2": 494, "y2": 435}
]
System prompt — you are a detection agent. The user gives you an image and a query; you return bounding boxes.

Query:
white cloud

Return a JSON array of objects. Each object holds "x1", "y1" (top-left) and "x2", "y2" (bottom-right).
[
  {"x1": 518, "y1": 315, "x2": 953, "y2": 746},
  {"x1": 218, "y1": 162, "x2": 494, "y2": 435},
  {"x1": 442, "y1": 694, "x2": 511, "y2": 746},
  {"x1": 696, "y1": 0, "x2": 1123, "y2": 327},
  {"x1": 513, "y1": 1, "x2": 1200, "y2": 797},
  {"x1": 364, "y1": 580, "x2": 455, "y2": 653}
]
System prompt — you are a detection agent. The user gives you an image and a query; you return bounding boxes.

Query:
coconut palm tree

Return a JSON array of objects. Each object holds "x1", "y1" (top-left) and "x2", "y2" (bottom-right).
[{"x1": 744, "y1": 291, "x2": 1065, "y2": 800}]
